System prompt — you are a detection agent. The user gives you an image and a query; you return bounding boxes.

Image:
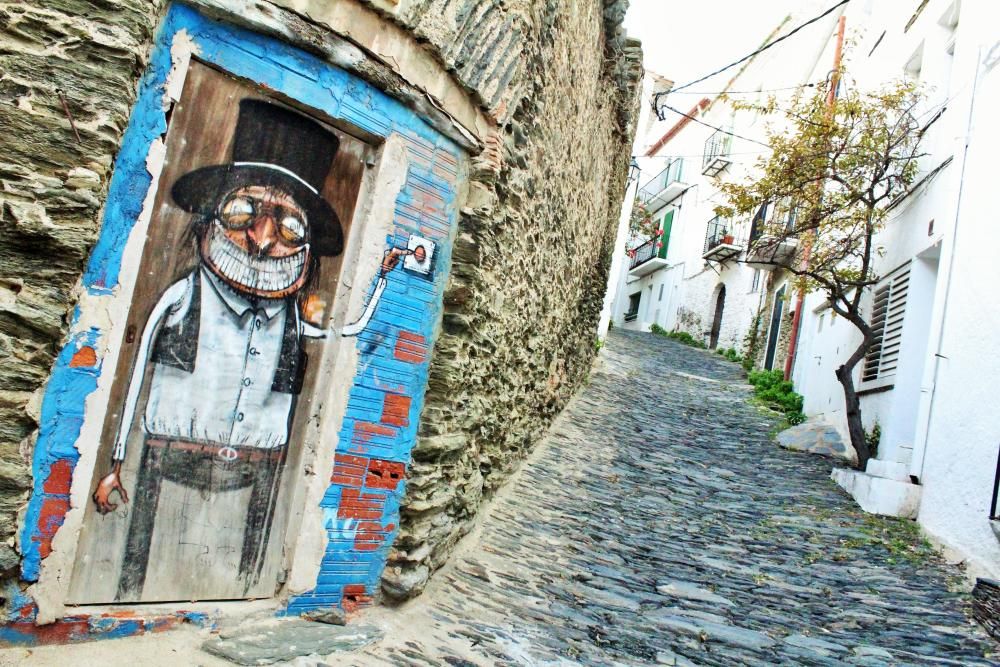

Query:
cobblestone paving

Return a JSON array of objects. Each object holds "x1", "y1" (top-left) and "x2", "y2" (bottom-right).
[{"x1": 359, "y1": 331, "x2": 997, "y2": 666}]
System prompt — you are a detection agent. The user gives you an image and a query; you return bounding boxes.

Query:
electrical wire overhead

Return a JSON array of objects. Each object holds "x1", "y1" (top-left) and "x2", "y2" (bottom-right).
[
  {"x1": 659, "y1": 104, "x2": 772, "y2": 148},
  {"x1": 668, "y1": 83, "x2": 817, "y2": 96},
  {"x1": 652, "y1": 0, "x2": 850, "y2": 115}
]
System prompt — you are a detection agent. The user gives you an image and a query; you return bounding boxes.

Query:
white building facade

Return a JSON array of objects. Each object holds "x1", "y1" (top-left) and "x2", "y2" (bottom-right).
[{"x1": 792, "y1": 0, "x2": 1000, "y2": 582}]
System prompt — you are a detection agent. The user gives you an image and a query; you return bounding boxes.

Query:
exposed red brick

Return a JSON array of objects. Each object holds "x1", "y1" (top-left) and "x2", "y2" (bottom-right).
[
  {"x1": 380, "y1": 393, "x2": 411, "y2": 427},
  {"x1": 393, "y1": 331, "x2": 428, "y2": 364},
  {"x1": 69, "y1": 346, "x2": 98, "y2": 368},
  {"x1": 42, "y1": 458, "x2": 74, "y2": 495},
  {"x1": 343, "y1": 584, "x2": 367, "y2": 597},
  {"x1": 353, "y1": 521, "x2": 387, "y2": 552},
  {"x1": 36, "y1": 496, "x2": 71, "y2": 558},
  {"x1": 365, "y1": 458, "x2": 406, "y2": 490},
  {"x1": 337, "y1": 488, "x2": 385, "y2": 520},
  {"x1": 331, "y1": 454, "x2": 368, "y2": 488},
  {"x1": 341, "y1": 585, "x2": 373, "y2": 613}
]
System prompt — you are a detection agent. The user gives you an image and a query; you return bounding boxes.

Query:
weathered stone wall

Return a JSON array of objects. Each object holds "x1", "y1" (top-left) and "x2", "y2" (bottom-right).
[
  {"x1": 379, "y1": 1, "x2": 643, "y2": 598},
  {"x1": 0, "y1": 0, "x2": 164, "y2": 575}
]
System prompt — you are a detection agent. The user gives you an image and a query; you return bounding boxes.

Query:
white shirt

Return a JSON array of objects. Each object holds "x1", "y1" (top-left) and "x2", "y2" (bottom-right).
[{"x1": 112, "y1": 267, "x2": 388, "y2": 461}]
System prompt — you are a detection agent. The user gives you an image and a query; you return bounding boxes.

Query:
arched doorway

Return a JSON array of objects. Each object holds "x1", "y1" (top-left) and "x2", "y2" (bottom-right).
[{"x1": 709, "y1": 285, "x2": 726, "y2": 349}]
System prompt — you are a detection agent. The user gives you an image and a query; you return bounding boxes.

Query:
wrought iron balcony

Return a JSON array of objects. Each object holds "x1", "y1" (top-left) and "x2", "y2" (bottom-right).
[
  {"x1": 637, "y1": 158, "x2": 686, "y2": 210},
  {"x1": 702, "y1": 216, "x2": 744, "y2": 262},
  {"x1": 628, "y1": 237, "x2": 668, "y2": 277},
  {"x1": 745, "y1": 204, "x2": 799, "y2": 269},
  {"x1": 702, "y1": 130, "x2": 733, "y2": 177}
]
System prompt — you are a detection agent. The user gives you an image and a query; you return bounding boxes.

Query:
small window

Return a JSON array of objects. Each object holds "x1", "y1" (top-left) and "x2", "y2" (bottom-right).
[
  {"x1": 750, "y1": 269, "x2": 761, "y2": 293},
  {"x1": 862, "y1": 264, "x2": 911, "y2": 384},
  {"x1": 658, "y1": 284, "x2": 665, "y2": 302},
  {"x1": 818, "y1": 313, "x2": 825, "y2": 333}
]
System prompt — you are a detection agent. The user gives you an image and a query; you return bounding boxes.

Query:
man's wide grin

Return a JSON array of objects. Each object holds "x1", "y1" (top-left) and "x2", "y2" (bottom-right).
[{"x1": 206, "y1": 221, "x2": 308, "y2": 294}]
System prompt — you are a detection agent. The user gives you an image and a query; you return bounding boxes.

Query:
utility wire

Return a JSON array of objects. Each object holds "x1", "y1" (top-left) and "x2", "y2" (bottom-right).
[
  {"x1": 636, "y1": 150, "x2": 771, "y2": 160},
  {"x1": 667, "y1": 83, "x2": 818, "y2": 96},
  {"x1": 659, "y1": 104, "x2": 772, "y2": 148},
  {"x1": 668, "y1": 0, "x2": 850, "y2": 94}
]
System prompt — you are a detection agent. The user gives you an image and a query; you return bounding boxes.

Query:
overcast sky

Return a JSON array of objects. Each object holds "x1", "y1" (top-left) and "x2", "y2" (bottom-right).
[{"x1": 623, "y1": 0, "x2": 803, "y2": 105}]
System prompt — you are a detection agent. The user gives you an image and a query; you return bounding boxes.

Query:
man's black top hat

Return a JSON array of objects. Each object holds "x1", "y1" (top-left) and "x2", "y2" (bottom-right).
[{"x1": 172, "y1": 99, "x2": 343, "y2": 256}]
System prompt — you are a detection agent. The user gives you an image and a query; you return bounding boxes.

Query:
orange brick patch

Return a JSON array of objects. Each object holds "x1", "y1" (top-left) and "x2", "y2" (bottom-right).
[
  {"x1": 331, "y1": 454, "x2": 368, "y2": 488},
  {"x1": 42, "y1": 458, "x2": 74, "y2": 495},
  {"x1": 380, "y1": 393, "x2": 411, "y2": 427},
  {"x1": 365, "y1": 458, "x2": 406, "y2": 490},
  {"x1": 394, "y1": 331, "x2": 427, "y2": 364},
  {"x1": 337, "y1": 488, "x2": 385, "y2": 520},
  {"x1": 69, "y1": 346, "x2": 97, "y2": 368},
  {"x1": 36, "y1": 496, "x2": 71, "y2": 558}
]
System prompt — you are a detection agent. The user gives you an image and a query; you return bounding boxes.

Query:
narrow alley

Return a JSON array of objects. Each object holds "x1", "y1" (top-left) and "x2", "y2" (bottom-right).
[{"x1": 356, "y1": 330, "x2": 994, "y2": 666}]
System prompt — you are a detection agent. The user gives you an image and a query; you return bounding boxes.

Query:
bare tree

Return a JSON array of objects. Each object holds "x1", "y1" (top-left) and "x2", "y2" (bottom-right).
[{"x1": 716, "y1": 75, "x2": 928, "y2": 469}]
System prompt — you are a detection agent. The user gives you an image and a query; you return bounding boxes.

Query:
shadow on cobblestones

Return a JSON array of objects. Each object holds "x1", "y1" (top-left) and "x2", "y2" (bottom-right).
[{"x1": 360, "y1": 330, "x2": 997, "y2": 666}]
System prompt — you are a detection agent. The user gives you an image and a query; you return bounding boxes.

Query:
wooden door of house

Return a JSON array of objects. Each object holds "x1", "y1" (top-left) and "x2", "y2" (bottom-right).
[
  {"x1": 764, "y1": 285, "x2": 786, "y2": 370},
  {"x1": 67, "y1": 62, "x2": 369, "y2": 604},
  {"x1": 709, "y1": 285, "x2": 726, "y2": 349}
]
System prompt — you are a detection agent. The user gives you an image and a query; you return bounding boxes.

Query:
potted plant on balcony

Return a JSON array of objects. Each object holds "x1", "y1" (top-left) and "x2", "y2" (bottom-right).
[{"x1": 721, "y1": 232, "x2": 734, "y2": 245}]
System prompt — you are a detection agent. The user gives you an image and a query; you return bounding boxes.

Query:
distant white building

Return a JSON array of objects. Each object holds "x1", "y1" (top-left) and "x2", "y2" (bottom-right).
[
  {"x1": 610, "y1": 0, "x2": 1000, "y2": 582},
  {"x1": 610, "y1": 1, "x2": 843, "y2": 357}
]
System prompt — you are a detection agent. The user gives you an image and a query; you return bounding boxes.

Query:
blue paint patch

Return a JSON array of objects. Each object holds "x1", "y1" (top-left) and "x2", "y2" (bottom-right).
[{"x1": 20, "y1": 328, "x2": 101, "y2": 581}]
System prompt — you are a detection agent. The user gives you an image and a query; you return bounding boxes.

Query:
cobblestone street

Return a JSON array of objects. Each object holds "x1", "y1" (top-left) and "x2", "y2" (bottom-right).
[{"x1": 359, "y1": 330, "x2": 997, "y2": 666}]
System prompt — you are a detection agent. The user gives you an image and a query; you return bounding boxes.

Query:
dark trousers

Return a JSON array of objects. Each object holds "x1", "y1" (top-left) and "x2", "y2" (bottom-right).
[{"x1": 116, "y1": 438, "x2": 286, "y2": 601}]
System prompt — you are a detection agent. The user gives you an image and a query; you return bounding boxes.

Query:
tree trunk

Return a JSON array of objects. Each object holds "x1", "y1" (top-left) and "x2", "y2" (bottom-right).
[{"x1": 835, "y1": 362, "x2": 871, "y2": 470}]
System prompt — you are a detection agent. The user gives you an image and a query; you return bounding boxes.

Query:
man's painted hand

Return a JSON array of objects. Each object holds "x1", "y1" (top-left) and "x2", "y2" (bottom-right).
[
  {"x1": 379, "y1": 247, "x2": 409, "y2": 276},
  {"x1": 93, "y1": 466, "x2": 128, "y2": 514}
]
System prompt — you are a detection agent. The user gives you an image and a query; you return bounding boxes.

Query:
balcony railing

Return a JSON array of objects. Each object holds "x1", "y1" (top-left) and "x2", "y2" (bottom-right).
[
  {"x1": 702, "y1": 130, "x2": 733, "y2": 177},
  {"x1": 746, "y1": 204, "x2": 799, "y2": 268},
  {"x1": 702, "y1": 216, "x2": 744, "y2": 261},
  {"x1": 638, "y1": 158, "x2": 685, "y2": 208},
  {"x1": 629, "y1": 237, "x2": 658, "y2": 270}
]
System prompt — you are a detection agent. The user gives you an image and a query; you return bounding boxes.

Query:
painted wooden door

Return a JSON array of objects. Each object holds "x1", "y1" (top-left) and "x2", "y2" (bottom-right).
[
  {"x1": 67, "y1": 62, "x2": 369, "y2": 604},
  {"x1": 657, "y1": 210, "x2": 674, "y2": 259},
  {"x1": 709, "y1": 285, "x2": 726, "y2": 349},
  {"x1": 764, "y1": 285, "x2": 786, "y2": 370}
]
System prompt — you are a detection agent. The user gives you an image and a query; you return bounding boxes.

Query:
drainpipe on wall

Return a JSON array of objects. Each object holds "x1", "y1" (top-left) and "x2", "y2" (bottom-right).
[
  {"x1": 910, "y1": 48, "x2": 982, "y2": 481},
  {"x1": 785, "y1": 14, "x2": 847, "y2": 381}
]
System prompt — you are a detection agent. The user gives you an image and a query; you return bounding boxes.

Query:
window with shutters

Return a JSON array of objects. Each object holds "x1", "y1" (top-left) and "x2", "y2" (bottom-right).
[{"x1": 861, "y1": 263, "x2": 910, "y2": 386}]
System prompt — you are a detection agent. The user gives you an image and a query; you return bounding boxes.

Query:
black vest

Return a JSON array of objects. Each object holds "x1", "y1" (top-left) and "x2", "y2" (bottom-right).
[{"x1": 149, "y1": 271, "x2": 307, "y2": 395}]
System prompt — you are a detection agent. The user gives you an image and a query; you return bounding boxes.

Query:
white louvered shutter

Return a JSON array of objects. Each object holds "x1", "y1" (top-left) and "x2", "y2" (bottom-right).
[{"x1": 861, "y1": 263, "x2": 910, "y2": 384}]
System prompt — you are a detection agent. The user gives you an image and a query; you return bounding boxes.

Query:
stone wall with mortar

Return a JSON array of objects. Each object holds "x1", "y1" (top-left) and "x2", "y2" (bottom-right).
[
  {"x1": 749, "y1": 270, "x2": 796, "y2": 374},
  {"x1": 377, "y1": 1, "x2": 643, "y2": 599},
  {"x1": 0, "y1": 0, "x2": 164, "y2": 577},
  {"x1": 0, "y1": 0, "x2": 641, "y2": 610}
]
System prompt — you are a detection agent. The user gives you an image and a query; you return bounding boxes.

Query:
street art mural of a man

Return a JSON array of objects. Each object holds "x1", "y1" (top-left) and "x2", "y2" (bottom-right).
[{"x1": 87, "y1": 99, "x2": 423, "y2": 601}]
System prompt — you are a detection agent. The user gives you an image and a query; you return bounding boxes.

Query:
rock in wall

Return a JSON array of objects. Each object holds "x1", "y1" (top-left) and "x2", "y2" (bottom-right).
[
  {"x1": 377, "y1": 1, "x2": 643, "y2": 599},
  {"x1": 0, "y1": 0, "x2": 164, "y2": 577}
]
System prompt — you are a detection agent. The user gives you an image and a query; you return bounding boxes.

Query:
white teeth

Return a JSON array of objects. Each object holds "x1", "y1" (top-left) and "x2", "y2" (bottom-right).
[{"x1": 207, "y1": 222, "x2": 306, "y2": 293}]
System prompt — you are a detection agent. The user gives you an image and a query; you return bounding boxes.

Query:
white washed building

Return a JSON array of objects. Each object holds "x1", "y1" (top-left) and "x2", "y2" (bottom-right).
[{"x1": 789, "y1": 0, "x2": 1000, "y2": 582}]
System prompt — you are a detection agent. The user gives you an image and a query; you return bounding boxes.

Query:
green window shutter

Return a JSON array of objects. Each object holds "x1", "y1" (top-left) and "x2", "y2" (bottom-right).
[{"x1": 658, "y1": 209, "x2": 674, "y2": 259}]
